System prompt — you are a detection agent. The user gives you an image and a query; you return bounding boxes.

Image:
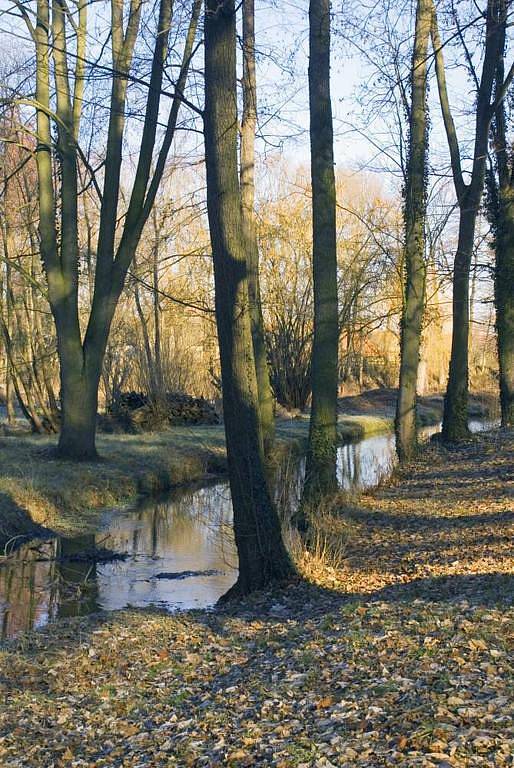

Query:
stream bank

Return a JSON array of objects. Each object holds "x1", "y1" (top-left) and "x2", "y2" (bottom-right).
[{"x1": 0, "y1": 414, "x2": 389, "y2": 549}]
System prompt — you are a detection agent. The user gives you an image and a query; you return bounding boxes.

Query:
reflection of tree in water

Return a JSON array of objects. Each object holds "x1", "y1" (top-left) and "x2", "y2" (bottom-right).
[
  {"x1": 56, "y1": 536, "x2": 99, "y2": 618},
  {"x1": 102, "y1": 483, "x2": 237, "y2": 569},
  {"x1": 0, "y1": 540, "x2": 58, "y2": 638}
]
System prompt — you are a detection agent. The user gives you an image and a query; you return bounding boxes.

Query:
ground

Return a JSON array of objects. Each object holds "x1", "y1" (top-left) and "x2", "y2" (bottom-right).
[
  {"x1": 0, "y1": 413, "x2": 389, "y2": 548},
  {"x1": 0, "y1": 430, "x2": 511, "y2": 767}
]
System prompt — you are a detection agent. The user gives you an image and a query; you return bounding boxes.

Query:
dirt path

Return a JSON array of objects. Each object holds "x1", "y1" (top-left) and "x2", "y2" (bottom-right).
[{"x1": 0, "y1": 431, "x2": 512, "y2": 767}]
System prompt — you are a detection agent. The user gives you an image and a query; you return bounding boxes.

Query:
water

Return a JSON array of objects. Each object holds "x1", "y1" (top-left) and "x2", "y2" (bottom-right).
[{"x1": 0, "y1": 419, "x2": 493, "y2": 639}]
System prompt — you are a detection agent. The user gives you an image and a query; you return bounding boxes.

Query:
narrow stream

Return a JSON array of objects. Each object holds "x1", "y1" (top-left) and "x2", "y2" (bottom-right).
[{"x1": 0, "y1": 420, "x2": 492, "y2": 639}]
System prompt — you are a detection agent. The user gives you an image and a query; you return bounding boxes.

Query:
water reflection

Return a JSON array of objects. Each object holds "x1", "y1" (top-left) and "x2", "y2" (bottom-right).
[{"x1": 0, "y1": 419, "x2": 494, "y2": 639}]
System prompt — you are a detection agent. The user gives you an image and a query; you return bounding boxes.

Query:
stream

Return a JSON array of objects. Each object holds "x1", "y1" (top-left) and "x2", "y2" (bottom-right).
[{"x1": 0, "y1": 419, "x2": 492, "y2": 639}]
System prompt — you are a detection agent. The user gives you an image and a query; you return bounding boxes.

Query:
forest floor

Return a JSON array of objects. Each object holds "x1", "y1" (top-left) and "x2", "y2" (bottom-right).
[
  {"x1": 0, "y1": 429, "x2": 512, "y2": 767},
  {"x1": 0, "y1": 414, "x2": 390, "y2": 548}
]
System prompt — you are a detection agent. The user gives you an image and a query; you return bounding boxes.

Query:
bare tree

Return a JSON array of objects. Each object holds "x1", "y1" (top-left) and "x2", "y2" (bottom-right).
[
  {"x1": 432, "y1": 0, "x2": 513, "y2": 440},
  {"x1": 240, "y1": 0, "x2": 275, "y2": 450},
  {"x1": 488, "y1": 0, "x2": 514, "y2": 427},
  {"x1": 14, "y1": 0, "x2": 201, "y2": 458}
]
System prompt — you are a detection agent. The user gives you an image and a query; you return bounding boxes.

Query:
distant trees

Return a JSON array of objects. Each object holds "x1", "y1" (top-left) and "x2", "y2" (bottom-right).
[
  {"x1": 395, "y1": 0, "x2": 431, "y2": 462},
  {"x1": 304, "y1": 0, "x2": 339, "y2": 503},
  {"x1": 0, "y1": 107, "x2": 59, "y2": 432},
  {"x1": 203, "y1": 0, "x2": 293, "y2": 594}
]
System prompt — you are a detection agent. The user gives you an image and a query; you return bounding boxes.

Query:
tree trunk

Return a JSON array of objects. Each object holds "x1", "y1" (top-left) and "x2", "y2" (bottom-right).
[
  {"x1": 395, "y1": 0, "x2": 431, "y2": 462},
  {"x1": 495, "y1": 188, "x2": 514, "y2": 426},
  {"x1": 152, "y1": 235, "x2": 163, "y2": 396},
  {"x1": 491, "y1": 11, "x2": 514, "y2": 428},
  {"x1": 5, "y1": 365, "x2": 15, "y2": 424},
  {"x1": 240, "y1": 0, "x2": 275, "y2": 451},
  {"x1": 442, "y1": 204, "x2": 477, "y2": 441},
  {"x1": 57, "y1": 344, "x2": 102, "y2": 460},
  {"x1": 204, "y1": 0, "x2": 294, "y2": 595},
  {"x1": 304, "y1": 0, "x2": 339, "y2": 501}
]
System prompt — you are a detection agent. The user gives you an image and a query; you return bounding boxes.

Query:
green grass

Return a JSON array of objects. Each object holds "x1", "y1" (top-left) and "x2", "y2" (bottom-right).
[
  {"x1": 0, "y1": 414, "x2": 392, "y2": 548},
  {"x1": 275, "y1": 413, "x2": 392, "y2": 451}
]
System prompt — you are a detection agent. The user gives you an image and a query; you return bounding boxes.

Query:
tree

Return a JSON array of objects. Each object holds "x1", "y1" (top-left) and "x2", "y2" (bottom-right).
[
  {"x1": 15, "y1": 0, "x2": 201, "y2": 459},
  {"x1": 203, "y1": 0, "x2": 294, "y2": 595},
  {"x1": 240, "y1": 0, "x2": 275, "y2": 451},
  {"x1": 488, "y1": 1, "x2": 514, "y2": 427},
  {"x1": 303, "y1": 0, "x2": 339, "y2": 502},
  {"x1": 432, "y1": 0, "x2": 513, "y2": 441},
  {"x1": 395, "y1": 0, "x2": 432, "y2": 462}
]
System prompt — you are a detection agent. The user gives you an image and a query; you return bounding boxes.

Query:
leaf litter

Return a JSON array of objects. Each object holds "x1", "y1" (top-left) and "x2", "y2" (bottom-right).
[{"x1": 0, "y1": 431, "x2": 512, "y2": 767}]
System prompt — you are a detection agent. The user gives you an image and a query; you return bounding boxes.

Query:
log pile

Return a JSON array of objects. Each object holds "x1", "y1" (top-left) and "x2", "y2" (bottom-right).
[{"x1": 106, "y1": 391, "x2": 219, "y2": 432}]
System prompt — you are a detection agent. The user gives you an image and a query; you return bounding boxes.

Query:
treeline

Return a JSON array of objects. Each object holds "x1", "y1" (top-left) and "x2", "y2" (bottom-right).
[{"x1": 0, "y1": 0, "x2": 512, "y2": 592}]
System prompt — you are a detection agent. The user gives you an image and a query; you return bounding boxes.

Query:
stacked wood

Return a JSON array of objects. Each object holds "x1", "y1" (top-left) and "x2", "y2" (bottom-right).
[{"x1": 106, "y1": 391, "x2": 219, "y2": 432}]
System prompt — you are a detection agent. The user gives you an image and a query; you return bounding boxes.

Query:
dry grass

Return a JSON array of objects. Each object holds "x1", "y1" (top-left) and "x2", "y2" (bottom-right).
[
  {"x1": 285, "y1": 492, "x2": 355, "y2": 584},
  {"x1": 0, "y1": 426, "x2": 227, "y2": 546}
]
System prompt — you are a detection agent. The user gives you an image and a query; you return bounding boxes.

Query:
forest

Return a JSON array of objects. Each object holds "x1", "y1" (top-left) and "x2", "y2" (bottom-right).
[{"x1": 0, "y1": 0, "x2": 512, "y2": 765}]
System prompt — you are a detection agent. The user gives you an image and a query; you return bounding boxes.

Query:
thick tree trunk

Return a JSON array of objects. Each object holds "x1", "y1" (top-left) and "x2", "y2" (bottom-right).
[
  {"x1": 442, "y1": 205, "x2": 477, "y2": 441},
  {"x1": 57, "y1": 345, "x2": 102, "y2": 460},
  {"x1": 304, "y1": 0, "x2": 339, "y2": 501},
  {"x1": 240, "y1": 0, "x2": 275, "y2": 451},
  {"x1": 204, "y1": 0, "x2": 294, "y2": 595},
  {"x1": 495, "y1": 189, "x2": 514, "y2": 426},
  {"x1": 395, "y1": 0, "x2": 431, "y2": 462}
]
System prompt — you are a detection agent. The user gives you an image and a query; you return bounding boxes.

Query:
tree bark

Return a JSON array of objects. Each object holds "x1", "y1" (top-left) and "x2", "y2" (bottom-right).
[
  {"x1": 58, "y1": 360, "x2": 101, "y2": 459},
  {"x1": 204, "y1": 0, "x2": 294, "y2": 595},
  {"x1": 304, "y1": 0, "x2": 339, "y2": 501},
  {"x1": 432, "y1": 0, "x2": 508, "y2": 441},
  {"x1": 495, "y1": 188, "x2": 514, "y2": 426},
  {"x1": 442, "y1": 203, "x2": 478, "y2": 440},
  {"x1": 491, "y1": 12, "x2": 514, "y2": 427},
  {"x1": 395, "y1": 0, "x2": 431, "y2": 462},
  {"x1": 240, "y1": 0, "x2": 275, "y2": 451}
]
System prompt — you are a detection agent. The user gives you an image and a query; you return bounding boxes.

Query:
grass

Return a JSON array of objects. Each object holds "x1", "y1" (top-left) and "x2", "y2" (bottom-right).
[{"x1": 0, "y1": 414, "x2": 390, "y2": 549}]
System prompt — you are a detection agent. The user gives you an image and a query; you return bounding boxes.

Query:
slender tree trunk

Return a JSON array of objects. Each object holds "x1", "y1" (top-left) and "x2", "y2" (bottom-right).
[
  {"x1": 304, "y1": 0, "x2": 339, "y2": 502},
  {"x1": 152, "y1": 229, "x2": 163, "y2": 395},
  {"x1": 240, "y1": 0, "x2": 275, "y2": 451},
  {"x1": 204, "y1": 0, "x2": 294, "y2": 595},
  {"x1": 495, "y1": 188, "x2": 514, "y2": 426},
  {"x1": 134, "y1": 267, "x2": 157, "y2": 396},
  {"x1": 5, "y1": 365, "x2": 15, "y2": 424},
  {"x1": 395, "y1": 0, "x2": 431, "y2": 462},
  {"x1": 491, "y1": 11, "x2": 514, "y2": 428}
]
